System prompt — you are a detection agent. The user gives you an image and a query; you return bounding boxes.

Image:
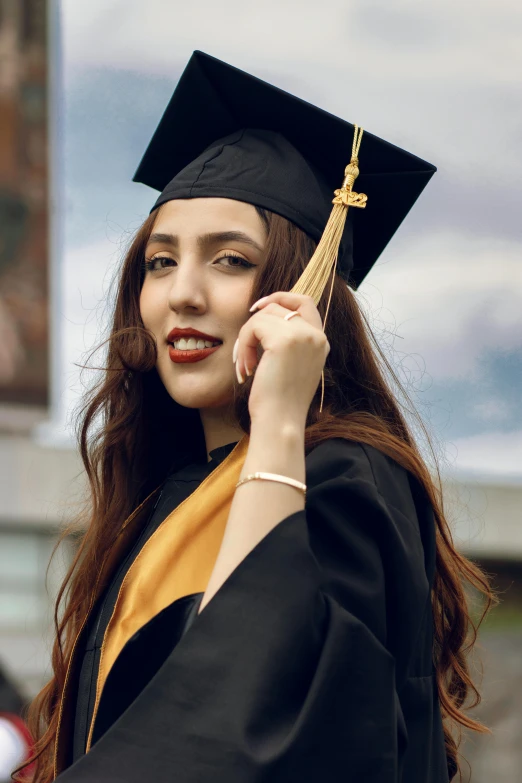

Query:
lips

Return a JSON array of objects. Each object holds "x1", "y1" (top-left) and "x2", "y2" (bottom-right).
[{"x1": 166, "y1": 327, "x2": 223, "y2": 364}]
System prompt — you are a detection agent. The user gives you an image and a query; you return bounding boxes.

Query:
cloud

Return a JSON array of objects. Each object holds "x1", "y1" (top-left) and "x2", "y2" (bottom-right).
[
  {"x1": 61, "y1": 238, "x2": 122, "y2": 420},
  {"x1": 472, "y1": 399, "x2": 512, "y2": 424},
  {"x1": 63, "y1": 68, "x2": 174, "y2": 245},
  {"x1": 358, "y1": 230, "x2": 522, "y2": 378},
  {"x1": 442, "y1": 429, "x2": 522, "y2": 481},
  {"x1": 62, "y1": 0, "x2": 522, "y2": 85},
  {"x1": 414, "y1": 346, "x2": 522, "y2": 440}
]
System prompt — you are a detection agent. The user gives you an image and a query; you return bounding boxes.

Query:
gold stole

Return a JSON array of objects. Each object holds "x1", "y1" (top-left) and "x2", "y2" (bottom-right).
[{"x1": 86, "y1": 434, "x2": 250, "y2": 751}]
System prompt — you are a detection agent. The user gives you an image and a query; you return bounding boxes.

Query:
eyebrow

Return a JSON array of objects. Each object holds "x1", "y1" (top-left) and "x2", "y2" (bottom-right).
[{"x1": 147, "y1": 231, "x2": 264, "y2": 254}]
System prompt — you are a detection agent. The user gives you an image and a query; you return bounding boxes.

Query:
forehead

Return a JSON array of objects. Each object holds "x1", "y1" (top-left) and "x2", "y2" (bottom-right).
[{"x1": 152, "y1": 197, "x2": 265, "y2": 236}]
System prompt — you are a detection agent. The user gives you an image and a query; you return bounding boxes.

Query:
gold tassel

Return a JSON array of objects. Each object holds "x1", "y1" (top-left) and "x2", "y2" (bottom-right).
[{"x1": 290, "y1": 125, "x2": 367, "y2": 413}]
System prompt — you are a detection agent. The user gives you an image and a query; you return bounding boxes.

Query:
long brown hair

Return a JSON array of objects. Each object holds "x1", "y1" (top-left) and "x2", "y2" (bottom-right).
[{"x1": 19, "y1": 205, "x2": 494, "y2": 782}]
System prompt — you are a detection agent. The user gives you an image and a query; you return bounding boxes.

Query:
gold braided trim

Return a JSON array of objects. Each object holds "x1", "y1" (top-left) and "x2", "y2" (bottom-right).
[{"x1": 289, "y1": 125, "x2": 367, "y2": 413}]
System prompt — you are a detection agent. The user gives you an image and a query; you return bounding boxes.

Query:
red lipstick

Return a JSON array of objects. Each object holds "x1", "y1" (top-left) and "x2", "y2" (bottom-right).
[
  {"x1": 167, "y1": 326, "x2": 223, "y2": 364},
  {"x1": 168, "y1": 344, "x2": 221, "y2": 363}
]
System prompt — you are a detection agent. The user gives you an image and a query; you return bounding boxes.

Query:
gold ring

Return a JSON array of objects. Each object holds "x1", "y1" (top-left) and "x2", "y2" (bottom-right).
[{"x1": 284, "y1": 311, "x2": 301, "y2": 321}]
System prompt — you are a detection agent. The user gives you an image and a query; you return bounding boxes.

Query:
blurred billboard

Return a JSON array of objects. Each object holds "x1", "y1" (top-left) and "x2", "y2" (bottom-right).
[{"x1": 0, "y1": 0, "x2": 48, "y2": 405}]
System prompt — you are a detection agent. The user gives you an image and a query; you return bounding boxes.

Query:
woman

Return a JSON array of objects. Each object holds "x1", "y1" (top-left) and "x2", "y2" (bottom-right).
[{"x1": 20, "y1": 52, "x2": 493, "y2": 783}]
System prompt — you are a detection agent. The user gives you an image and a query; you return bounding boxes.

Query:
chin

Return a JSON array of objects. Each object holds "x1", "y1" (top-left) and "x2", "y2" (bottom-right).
[{"x1": 159, "y1": 372, "x2": 233, "y2": 410}]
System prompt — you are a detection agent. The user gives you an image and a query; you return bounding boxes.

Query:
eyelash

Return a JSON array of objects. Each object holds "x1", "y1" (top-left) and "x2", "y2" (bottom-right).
[{"x1": 143, "y1": 253, "x2": 255, "y2": 273}]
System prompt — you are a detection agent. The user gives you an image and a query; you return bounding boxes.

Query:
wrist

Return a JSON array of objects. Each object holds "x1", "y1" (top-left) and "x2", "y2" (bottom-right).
[
  {"x1": 250, "y1": 415, "x2": 305, "y2": 447},
  {"x1": 250, "y1": 405, "x2": 307, "y2": 435},
  {"x1": 243, "y1": 416, "x2": 306, "y2": 483}
]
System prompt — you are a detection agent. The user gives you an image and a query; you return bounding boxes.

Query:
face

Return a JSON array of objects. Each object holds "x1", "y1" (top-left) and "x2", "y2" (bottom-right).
[{"x1": 139, "y1": 197, "x2": 266, "y2": 410}]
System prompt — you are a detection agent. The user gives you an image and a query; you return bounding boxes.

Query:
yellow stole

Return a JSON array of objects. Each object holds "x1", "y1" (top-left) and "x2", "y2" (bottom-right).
[{"x1": 86, "y1": 434, "x2": 250, "y2": 750}]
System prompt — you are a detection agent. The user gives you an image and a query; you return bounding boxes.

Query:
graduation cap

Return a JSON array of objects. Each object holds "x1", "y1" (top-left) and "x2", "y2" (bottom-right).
[
  {"x1": 133, "y1": 52, "x2": 436, "y2": 410},
  {"x1": 133, "y1": 50, "x2": 436, "y2": 294}
]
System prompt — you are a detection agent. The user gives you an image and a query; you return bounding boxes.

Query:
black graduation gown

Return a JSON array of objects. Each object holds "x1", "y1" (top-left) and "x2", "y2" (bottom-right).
[
  {"x1": 70, "y1": 442, "x2": 238, "y2": 762},
  {"x1": 55, "y1": 437, "x2": 450, "y2": 783}
]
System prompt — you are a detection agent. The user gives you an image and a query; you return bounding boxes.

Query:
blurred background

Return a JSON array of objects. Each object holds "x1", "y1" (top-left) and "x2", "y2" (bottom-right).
[{"x1": 0, "y1": 0, "x2": 520, "y2": 780}]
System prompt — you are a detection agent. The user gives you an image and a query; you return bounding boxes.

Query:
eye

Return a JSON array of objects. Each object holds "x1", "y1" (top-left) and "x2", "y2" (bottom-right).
[
  {"x1": 214, "y1": 253, "x2": 255, "y2": 270},
  {"x1": 143, "y1": 253, "x2": 256, "y2": 274},
  {"x1": 144, "y1": 256, "x2": 175, "y2": 273}
]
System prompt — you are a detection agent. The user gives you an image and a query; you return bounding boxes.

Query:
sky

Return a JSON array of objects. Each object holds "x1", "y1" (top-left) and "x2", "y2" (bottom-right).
[{"x1": 57, "y1": 0, "x2": 522, "y2": 480}]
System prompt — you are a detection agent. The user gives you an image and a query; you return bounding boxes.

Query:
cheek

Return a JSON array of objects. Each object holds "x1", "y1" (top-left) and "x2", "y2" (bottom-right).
[
  {"x1": 139, "y1": 283, "x2": 159, "y2": 332},
  {"x1": 224, "y1": 280, "x2": 257, "y2": 323}
]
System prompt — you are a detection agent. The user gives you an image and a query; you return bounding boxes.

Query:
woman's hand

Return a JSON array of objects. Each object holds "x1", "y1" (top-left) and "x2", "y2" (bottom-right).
[{"x1": 233, "y1": 291, "x2": 330, "y2": 425}]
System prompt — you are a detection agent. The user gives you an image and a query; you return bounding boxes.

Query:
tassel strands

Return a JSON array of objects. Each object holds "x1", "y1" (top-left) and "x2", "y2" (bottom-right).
[{"x1": 290, "y1": 125, "x2": 367, "y2": 413}]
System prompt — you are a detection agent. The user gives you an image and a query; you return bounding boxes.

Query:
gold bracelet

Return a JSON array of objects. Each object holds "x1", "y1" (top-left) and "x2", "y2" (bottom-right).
[{"x1": 235, "y1": 472, "x2": 307, "y2": 496}]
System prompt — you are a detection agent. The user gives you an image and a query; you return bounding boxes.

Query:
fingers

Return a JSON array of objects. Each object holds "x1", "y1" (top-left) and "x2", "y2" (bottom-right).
[
  {"x1": 234, "y1": 312, "x2": 270, "y2": 383},
  {"x1": 255, "y1": 302, "x2": 301, "y2": 322},
  {"x1": 234, "y1": 292, "x2": 327, "y2": 384},
  {"x1": 250, "y1": 292, "x2": 323, "y2": 329}
]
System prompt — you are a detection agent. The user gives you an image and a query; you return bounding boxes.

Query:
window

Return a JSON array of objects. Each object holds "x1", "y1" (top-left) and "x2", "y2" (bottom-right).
[{"x1": 0, "y1": 529, "x2": 72, "y2": 632}]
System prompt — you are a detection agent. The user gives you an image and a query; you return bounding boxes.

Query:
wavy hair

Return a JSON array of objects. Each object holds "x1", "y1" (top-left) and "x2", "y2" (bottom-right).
[{"x1": 18, "y1": 205, "x2": 494, "y2": 782}]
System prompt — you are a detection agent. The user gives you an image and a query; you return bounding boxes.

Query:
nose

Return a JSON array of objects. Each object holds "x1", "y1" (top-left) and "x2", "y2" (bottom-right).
[{"x1": 166, "y1": 257, "x2": 207, "y2": 314}]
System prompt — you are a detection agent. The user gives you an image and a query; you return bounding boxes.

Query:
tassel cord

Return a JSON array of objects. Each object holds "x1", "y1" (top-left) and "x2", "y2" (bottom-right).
[{"x1": 288, "y1": 125, "x2": 366, "y2": 414}]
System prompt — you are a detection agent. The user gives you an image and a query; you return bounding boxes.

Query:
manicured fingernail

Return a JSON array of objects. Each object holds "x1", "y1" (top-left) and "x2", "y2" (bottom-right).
[
  {"x1": 245, "y1": 362, "x2": 252, "y2": 377},
  {"x1": 235, "y1": 359, "x2": 244, "y2": 384},
  {"x1": 249, "y1": 296, "x2": 268, "y2": 312},
  {"x1": 232, "y1": 338, "x2": 239, "y2": 364}
]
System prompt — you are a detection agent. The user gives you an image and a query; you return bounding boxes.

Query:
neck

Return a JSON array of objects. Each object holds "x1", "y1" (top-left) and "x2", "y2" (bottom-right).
[{"x1": 199, "y1": 406, "x2": 245, "y2": 463}]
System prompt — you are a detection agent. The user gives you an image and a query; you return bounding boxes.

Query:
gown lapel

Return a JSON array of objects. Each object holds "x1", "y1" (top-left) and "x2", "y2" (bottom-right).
[{"x1": 54, "y1": 487, "x2": 161, "y2": 776}]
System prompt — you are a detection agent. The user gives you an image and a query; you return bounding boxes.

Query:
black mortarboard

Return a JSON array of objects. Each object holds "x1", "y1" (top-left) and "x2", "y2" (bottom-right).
[{"x1": 133, "y1": 50, "x2": 436, "y2": 289}]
